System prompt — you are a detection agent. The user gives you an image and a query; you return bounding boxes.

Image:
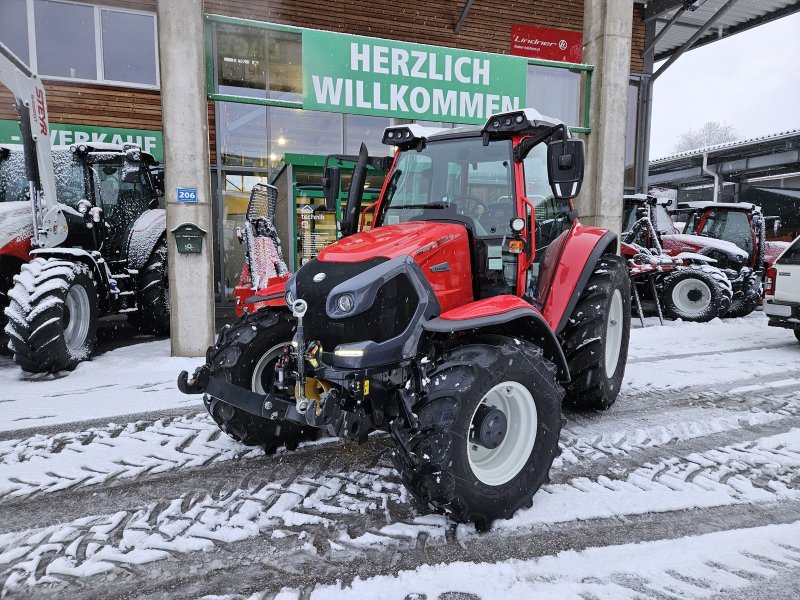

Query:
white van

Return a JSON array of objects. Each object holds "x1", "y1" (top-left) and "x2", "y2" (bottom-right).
[{"x1": 764, "y1": 235, "x2": 800, "y2": 342}]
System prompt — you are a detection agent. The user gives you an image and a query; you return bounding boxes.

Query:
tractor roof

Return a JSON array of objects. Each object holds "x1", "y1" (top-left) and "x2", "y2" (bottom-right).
[
  {"x1": 0, "y1": 142, "x2": 156, "y2": 163},
  {"x1": 677, "y1": 201, "x2": 760, "y2": 213}
]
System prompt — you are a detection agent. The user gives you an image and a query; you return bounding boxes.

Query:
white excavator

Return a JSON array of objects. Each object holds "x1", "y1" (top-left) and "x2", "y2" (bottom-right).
[{"x1": 1, "y1": 41, "x2": 169, "y2": 373}]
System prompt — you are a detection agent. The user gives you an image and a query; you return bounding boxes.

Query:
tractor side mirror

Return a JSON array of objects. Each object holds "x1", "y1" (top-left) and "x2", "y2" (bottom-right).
[
  {"x1": 547, "y1": 138, "x2": 584, "y2": 200},
  {"x1": 322, "y1": 166, "x2": 341, "y2": 212},
  {"x1": 341, "y1": 143, "x2": 369, "y2": 237},
  {"x1": 122, "y1": 144, "x2": 141, "y2": 183}
]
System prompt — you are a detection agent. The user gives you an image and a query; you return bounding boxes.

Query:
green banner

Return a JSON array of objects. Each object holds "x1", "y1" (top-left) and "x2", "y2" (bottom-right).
[
  {"x1": 302, "y1": 31, "x2": 527, "y2": 125},
  {"x1": 0, "y1": 120, "x2": 163, "y2": 162}
]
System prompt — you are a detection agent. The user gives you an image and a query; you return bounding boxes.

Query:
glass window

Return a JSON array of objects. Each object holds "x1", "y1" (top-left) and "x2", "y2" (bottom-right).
[
  {"x1": 779, "y1": 236, "x2": 800, "y2": 265},
  {"x1": 268, "y1": 107, "x2": 342, "y2": 170},
  {"x1": 382, "y1": 137, "x2": 514, "y2": 238},
  {"x1": 268, "y1": 31, "x2": 302, "y2": 101},
  {"x1": 526, "y1": 65, "x2": 580, "y2": 127},
  {"x1": 0, "y1": 0, "x2": 29, "y2": 64},
  {"x1": 214, "y1": 24, "x2": 302, "y2": 101},
  {"x1": 698, "y1": 210, "x2": 753, "y2": 256},
  {"x1": 523, "y1": 144, "x2": 571, "y2": 252},
  {"x1": 219, "y1": 102, "x2": 269, "y2": 168},
  {"x1": 345, "y1": 114, "x2": 391, "y2": 154},
  {"x1": 625, "y1": 80, "x2": 639, "y2": 189},
  {"x1": 101, "y1": 10, "x2": 156, "y2": 85},
  {"x1": 216, "y1": 24, "x2": 266, "y2": 98},
  {"x1": 34, "y1": 0, "x2": 96, "y2": 79}
]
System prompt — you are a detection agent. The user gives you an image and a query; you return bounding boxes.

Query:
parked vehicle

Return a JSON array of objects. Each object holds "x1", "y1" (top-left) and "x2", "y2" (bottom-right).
[
  {"x1": 622, "y1": 195, "x2": 732, "y2": 323},
  {"x1": 764, "y1": 235, "x2": 800, "y2": 342},
  {"x1": 666, "y1": 202, "x2": 788, "y2": 317},
  {"x1": 0, "y1": 42, "x2": 168, "y2": 373},
  {"x1": 179, "y1": 109, "x2": 631, "y2": 529}
]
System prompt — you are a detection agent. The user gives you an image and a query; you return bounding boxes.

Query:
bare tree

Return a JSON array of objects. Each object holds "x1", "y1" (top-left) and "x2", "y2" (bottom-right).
[{"x1": 672, "y1": 122, "x2": 739, "y2": 153}]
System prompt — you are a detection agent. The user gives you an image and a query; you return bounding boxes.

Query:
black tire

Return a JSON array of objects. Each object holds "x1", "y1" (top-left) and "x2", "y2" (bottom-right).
[
  {"x1": 391, "y1": 337, "x2": 564, "y2": 530},
  {"x1": 129, "y1": 237, "x2": 170, "y2": 335},
  {"x1": 661, "y1": 264, "x2": 733, "y2": 323},
  {"x1": 203, "y1": 308, "x2": 317, "y2": 452},
  {"x1": 794, "y1": 329, "x2": 800, "y2": 344},
  {"x1": 4, "y1": 258, "x2": 98, "y2": 373},
  {"x1": 724, "y1": 272, "x2": 762, "y2": 318},
  {"x1": 560, "y1": 255, "x2": 631, "y2": 411}
]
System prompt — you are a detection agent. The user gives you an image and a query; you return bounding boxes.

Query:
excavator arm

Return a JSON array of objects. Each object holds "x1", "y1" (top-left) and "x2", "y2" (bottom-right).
[{"x1": 0, "y1": 42, "x2": 67, "y2": 248}]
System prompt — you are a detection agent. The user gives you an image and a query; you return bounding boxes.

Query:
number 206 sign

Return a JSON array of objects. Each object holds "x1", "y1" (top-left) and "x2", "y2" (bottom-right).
[{"x1": 177, "y1": 187, "x2": 198, "y2": 203}]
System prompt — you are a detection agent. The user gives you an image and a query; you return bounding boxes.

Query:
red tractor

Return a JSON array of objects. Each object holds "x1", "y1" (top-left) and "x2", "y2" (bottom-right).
[
  {"x1": 666, "y1": 202, "x2": 789, "y2": 317},
  {"x1": 179, "y1": 109, "x2": 631, "y2": 529}
]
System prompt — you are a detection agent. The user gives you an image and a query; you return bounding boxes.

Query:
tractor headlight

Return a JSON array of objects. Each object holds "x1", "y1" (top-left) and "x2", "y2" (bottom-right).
[{"x1": 335, "y1": 293, "x2": 355, "y2": 314}]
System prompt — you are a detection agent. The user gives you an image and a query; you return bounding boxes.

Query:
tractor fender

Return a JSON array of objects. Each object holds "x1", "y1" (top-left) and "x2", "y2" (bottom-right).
[
  {"x1": 240, "y1": 275, "x2": 292, "y2": 314},
  {"x1": 29, "y1": 247, "x2": 112, "y2": 313},
  {"x1": 422, "y1": 296, "x2": 570, "y2": 381},
  {"x1": 540, "y1": 226, "x2": 618, "y2": 334},
  {"x1": 126, "y1": 209, "x2": 166, "y2": 270}
]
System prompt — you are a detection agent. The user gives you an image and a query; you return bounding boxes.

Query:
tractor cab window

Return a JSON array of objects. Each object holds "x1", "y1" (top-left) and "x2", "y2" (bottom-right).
[
  {"x1": 696, "y1": 210, "x2": 753, "y2": 256},
  {"x1": 523, "y1": 144, "x2": 571, "y2": 255},
  {"x1": 89, "y1": 158, "x2": 151, "y2": 259},
  {"x1": 382, "y1": 137, "x2": 515, "y2": 239}
]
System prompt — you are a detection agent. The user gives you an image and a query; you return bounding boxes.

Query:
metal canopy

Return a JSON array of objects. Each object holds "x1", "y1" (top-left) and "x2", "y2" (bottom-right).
[{"x1": 644, "y1": 0, "x2": 800, "y2": 62}]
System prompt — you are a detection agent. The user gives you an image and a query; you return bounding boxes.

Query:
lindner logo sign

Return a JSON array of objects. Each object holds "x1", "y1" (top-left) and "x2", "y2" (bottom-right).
[
  {"x1": 302, "y1": 31, "x2": 527, "y2": 125},
  {"x1": 510, "y1": 25, "x2": 583, "y2": 64}
]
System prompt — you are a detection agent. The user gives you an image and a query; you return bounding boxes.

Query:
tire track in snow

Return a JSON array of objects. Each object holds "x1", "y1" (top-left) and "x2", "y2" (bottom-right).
[{"x1": 2, "y1": 429, "x2": 800, "y2": 594}]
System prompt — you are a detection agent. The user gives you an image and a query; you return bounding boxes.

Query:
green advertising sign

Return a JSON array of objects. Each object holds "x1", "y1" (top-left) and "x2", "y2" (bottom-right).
[
  {"x1": 0, "y1": 120, "x2": 164, "y2": 161},
  {"x1": 302, "y1": 30, "x2": 528, "y2": 125}
]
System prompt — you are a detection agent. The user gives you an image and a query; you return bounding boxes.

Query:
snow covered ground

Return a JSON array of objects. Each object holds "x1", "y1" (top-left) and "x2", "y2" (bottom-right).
[{"x1": 0, "y1": 311, "x2": 798, "y2": 599}]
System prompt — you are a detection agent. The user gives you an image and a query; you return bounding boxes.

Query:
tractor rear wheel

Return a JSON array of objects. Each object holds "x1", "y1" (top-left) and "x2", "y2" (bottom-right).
[
  {"x1": 128, "y1": 237, "x2": 170, "y2": 335},
  {"x1": 391, "y1": 337, "x2": 563, "y2": 531},
  {"x1": 724, "y1": 271, "x2": 762, "y2": 318},
  {"x1": 661, "y1": 264, "x2": 732, "y2": 322},
  {"x1": 560, "y1": 255, "x2": 631, "y2": 411},
  {"x1": 203, "y1": 308, "x2": 317, "y2": 452},
  {"x1": 4, "y1": 258, "x2": 98, "y2": 373}
]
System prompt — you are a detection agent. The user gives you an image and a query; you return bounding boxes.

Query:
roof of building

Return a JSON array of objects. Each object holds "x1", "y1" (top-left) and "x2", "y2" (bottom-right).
[
  {"x1": 644, "y1": 0, "x2": 800, "y2": 62},
  {"x1": 652, "y1": 129, "x2": 800, "y2": 164}
]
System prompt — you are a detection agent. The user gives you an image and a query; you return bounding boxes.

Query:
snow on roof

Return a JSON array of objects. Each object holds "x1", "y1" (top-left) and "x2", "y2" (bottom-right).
[
  {"x1": 652, "y1": 128, "x2": 800, "y2": 164},
  {"x1": 678, "y1": 201, "x2": 760, "y2": 212}
]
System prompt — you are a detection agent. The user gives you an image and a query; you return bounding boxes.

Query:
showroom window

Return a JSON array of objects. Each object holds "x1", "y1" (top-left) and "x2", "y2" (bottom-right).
[{"x1": 0, "y1": 0, "x2": 159, "y2": 88}]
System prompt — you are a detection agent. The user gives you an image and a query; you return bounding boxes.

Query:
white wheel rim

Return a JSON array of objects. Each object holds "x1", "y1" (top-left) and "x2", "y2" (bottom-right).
[
  {"x1": 467, "y1": 381, "x2": 537, "y2": 486},
  {"x1": 605, "y1": 289, "x2": 624, "y2": 375},
  {"x1": 672, "y1": 278, "x2": 712, "y2": 316},
  {"x1": 251, "y1": 343, "x2": 291, "y2": 393},
  {"x1": 63, "y1": 284, "x2": 91, "y2": 353}
]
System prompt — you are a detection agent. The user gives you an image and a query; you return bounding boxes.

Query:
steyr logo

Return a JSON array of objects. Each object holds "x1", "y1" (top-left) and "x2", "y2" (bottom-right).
[{"x1": 35, "y1": 88, "x2": 47, "y2": 136}]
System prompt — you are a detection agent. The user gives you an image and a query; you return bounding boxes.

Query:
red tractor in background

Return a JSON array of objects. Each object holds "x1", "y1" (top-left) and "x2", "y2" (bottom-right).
[
  {"x1": 667, "y1": 202, "x2": 789, "y2": 317},
  {"x1": 179, "y1": 109, "x2": 631, "y2": 529}
]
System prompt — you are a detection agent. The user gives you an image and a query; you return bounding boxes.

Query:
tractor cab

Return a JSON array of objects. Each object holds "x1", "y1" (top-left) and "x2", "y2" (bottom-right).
[{"x1": 325, "y1": 109, "x2": 586, "y2": 309}]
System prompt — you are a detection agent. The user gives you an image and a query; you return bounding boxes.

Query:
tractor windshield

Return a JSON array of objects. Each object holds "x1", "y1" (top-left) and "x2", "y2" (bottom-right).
[
  {"x1": 690, "y1": 209, "x2": 753, "y2": 256},
  {"x1": 0, "y1": 148, "x2": 86, "y2": 206},
  {"x1": 380, "y1": 136, "x2": 515, "y2": 238}
]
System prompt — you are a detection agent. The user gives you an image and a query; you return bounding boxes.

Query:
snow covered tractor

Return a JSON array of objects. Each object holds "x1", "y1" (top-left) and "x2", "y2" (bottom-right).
[
  {"x1": 179, "y1": 109, "x2": 631, "y2": 529},
  {"x1": 667, "y1": 202, "x2": 789, "y2": 317},
  {"x1": 0, "y1": 42, "x2": 168, "y2": 373},
  {"x1": 622, "y1": 195, "x2": 732, "y2": 322}
]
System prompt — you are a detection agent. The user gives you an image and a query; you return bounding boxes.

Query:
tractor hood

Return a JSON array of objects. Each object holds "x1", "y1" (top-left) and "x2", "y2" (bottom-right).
[
  {"x1": 317, "y1": 221, "x2": 467, "y2": 264},
  {"x1": 0, "y1": 201, "x2": 34, "y2": 261},
  {"x1": 661, "y1": 233, "x2": 749, "y2": 261}
]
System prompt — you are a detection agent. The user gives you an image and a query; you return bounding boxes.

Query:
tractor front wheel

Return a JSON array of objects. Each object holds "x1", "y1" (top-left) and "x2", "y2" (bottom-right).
[
  {"x1": 724, "y1": 271, "x2": 762, "y2": 318},
  {"x1": 4, "y1": 258, "x2": 98, "y2": 373},
  {"x1": 662, "y1": 264, "x2": 732, "y2": 322},
  {"x1": 560, "y1": 255, "x2": 631, "y2": 411},
  {"x1": 391, "y1": 337, "x2": 563, "y2": 531},
  {"x1": 129, "y1": 237, "x2": 170, "y2": 335},
  {"x1": 203, "y1": 309, "x2": 317, "y2": 452}
]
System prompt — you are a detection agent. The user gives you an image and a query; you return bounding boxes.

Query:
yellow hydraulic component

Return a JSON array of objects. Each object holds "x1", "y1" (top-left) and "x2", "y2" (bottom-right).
[{"x1": 295, "y1": 377, "x2": 331, "y2": 415}]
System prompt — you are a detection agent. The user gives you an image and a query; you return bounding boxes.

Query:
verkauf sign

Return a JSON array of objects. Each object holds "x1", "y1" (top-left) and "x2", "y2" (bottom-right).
[
  {"x1": 302, "y1": 30, "x2": 527, "y2": 125},
  {"x1": 510, "y1": 25, "x2": 583, "y2": 64}
]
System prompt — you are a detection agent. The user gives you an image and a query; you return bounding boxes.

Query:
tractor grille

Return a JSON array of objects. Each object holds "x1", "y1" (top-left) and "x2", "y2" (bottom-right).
[{"x1": 296, "y1": 258, "x2": 419, "y2": 351}]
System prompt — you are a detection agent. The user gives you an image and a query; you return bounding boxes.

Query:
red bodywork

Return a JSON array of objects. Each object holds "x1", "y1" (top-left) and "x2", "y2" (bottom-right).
[{"x1": 237, "y1": 133, "x2": 613, "y2": 333}]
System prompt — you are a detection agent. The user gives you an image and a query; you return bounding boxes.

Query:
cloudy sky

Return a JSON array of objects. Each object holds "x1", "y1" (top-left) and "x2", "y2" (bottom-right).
[{"x1": 649, "y1": 10, "x2": 800, "y2": 159}]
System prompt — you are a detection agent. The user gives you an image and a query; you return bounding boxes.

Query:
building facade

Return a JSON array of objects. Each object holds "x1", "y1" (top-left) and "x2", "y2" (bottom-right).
[{"x1": 0, "y1": 0, "x2": 646, "y2": 304}]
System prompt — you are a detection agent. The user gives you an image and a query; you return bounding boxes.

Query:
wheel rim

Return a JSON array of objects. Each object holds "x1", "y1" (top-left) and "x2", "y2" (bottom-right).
[
  {"x1": 467, "y1": 381, "x2": 537, "y2": 487},
  {"x1": 605, "y1": 289, "x2": 624, "y2": 375},
  {"x1": 251, "y1": 343, "x2": 291, "y2": 393},
  {"x1": 672, "y1": 278, "x2": 712, "y2": 317},
  {"x1": 63, "y1": 284, "x2": 91, "y2": 353}
]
